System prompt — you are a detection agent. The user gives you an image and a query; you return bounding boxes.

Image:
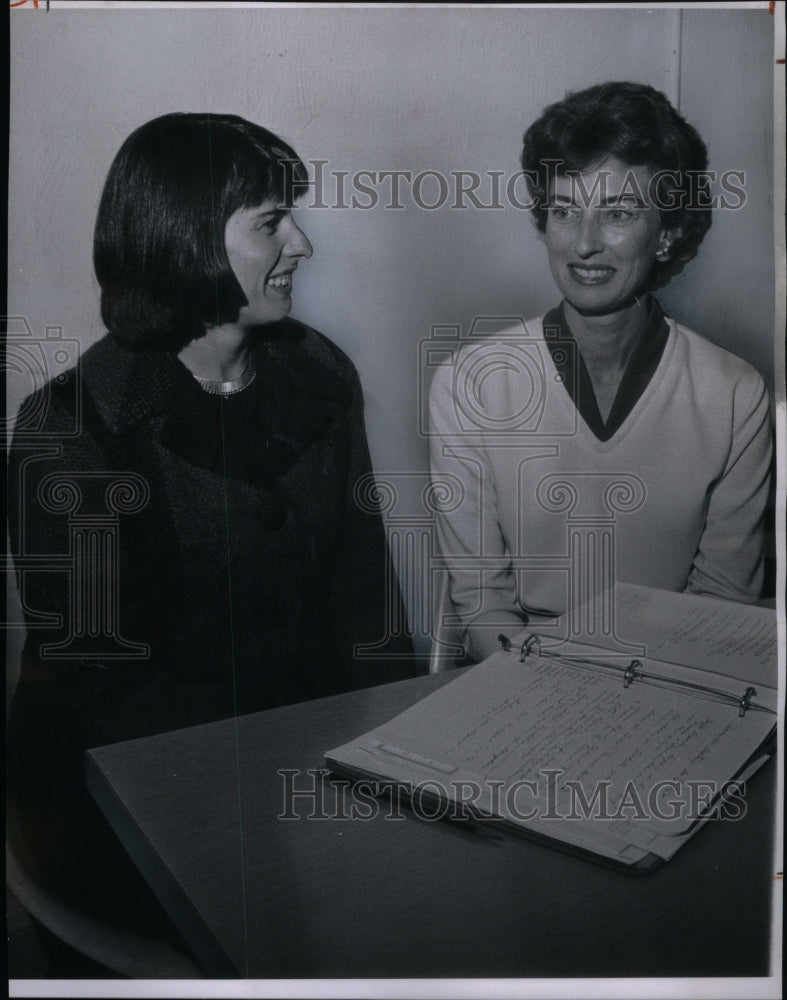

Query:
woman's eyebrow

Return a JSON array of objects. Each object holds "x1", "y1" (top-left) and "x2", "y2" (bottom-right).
[
  {"x1": 251, "y1": 207, "x2": 288, "y2": 221},
  {"x1": 599, "y1": 193, "x2": 647, "y2": 207},
  {"x1": 556, "y1": 195, "x2": 649, "y2": 210},
  {"x1": 551, "y1": 191, "x2": 648, "y2": 209}
]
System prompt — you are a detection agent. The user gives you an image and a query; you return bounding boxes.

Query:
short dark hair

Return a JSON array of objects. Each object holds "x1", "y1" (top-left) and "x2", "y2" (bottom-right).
[
  {"x1": 521, "y1": 81, "x2": 712, "y2": 288},
  {"x1": 93, "y1": 113, "x2": 308, "y2": 350}
]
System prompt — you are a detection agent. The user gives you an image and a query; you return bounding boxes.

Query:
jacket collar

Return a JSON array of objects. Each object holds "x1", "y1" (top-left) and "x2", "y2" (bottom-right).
[
  {"x1": 81, "y1": 335, "x2": 191, "y2": 434},
  {"x1": 81, "y1": 320, "x2": 341, "y2": 435}
]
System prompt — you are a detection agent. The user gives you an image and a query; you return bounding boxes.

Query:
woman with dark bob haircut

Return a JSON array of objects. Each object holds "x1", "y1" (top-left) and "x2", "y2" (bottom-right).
[
  {"x1": 429, "y1": 82, "x2": 772, "y2": 663},
  {"x1": 8, "y1": 113, "x2": 414, "y2": 952}
]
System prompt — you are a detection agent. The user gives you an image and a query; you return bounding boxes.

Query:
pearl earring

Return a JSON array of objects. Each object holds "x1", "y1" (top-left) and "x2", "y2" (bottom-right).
[{"x1": 655, "y1": 245, "x2": 671, "y2": 262}]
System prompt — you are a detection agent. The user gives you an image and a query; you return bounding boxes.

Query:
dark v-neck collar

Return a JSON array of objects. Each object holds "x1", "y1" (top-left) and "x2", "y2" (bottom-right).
[{"x1": 542, "y1": 296, "x2": 670, "y2": 442}]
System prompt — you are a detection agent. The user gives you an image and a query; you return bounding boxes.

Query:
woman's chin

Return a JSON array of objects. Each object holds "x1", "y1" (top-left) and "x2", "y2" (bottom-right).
[
  {"x1": 563, "y1": 293, "x2": 643, "y2": 318},
  {"x1": 238, "y1": 301, "x2": 294, "y2": 330}
]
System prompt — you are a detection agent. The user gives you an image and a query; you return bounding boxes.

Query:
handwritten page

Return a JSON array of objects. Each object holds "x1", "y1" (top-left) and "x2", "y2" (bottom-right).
[
  {"x1": 327, "y1": 650, "x2": 775, "y2": 864},
  {"x1": 552, "y1": 584, "x2": 777, "y2": 685}
]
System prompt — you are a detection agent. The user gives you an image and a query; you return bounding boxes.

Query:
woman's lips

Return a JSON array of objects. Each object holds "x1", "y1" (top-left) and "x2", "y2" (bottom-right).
[
  {"x1": 267, "y1": 272, "x2": 293, "y2": 293},
  {"x1": 567, "y1": 264, "x2": 616, "y2": 285}
]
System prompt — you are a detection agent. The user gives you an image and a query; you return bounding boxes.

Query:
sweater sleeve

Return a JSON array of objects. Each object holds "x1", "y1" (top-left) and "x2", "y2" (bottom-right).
[
  {"x1": 428, "y1": 357, "x2": 526, "y2": 662},
  {"x1": 686, "y1": 369, "x2": 773, "y2": 603}
]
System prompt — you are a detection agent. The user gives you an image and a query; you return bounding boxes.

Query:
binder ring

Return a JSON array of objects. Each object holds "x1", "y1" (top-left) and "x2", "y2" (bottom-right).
[
  {"x1": 521, "y1": 634, "x2": 541, "y2": 661},
  {"x1": 623, "y1": 660, "x2": 641, "y2": 688},
  {"x1": 738, "y1": 686, "x2": 757, "y2": 717}
]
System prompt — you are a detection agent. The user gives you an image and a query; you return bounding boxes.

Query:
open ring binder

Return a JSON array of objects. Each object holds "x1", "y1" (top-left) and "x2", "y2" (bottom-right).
[
  {"x1": 327, "y1": 586, "x2": 777, "y2": 874},
  {"x1": 498, "y1": 633, "x2": 774, "y2": 717}
]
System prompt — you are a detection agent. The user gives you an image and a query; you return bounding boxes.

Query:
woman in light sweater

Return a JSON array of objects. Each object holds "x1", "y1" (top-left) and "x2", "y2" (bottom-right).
[{"x1": 429, "y1": 81, "x2": 772, "y2": 663}]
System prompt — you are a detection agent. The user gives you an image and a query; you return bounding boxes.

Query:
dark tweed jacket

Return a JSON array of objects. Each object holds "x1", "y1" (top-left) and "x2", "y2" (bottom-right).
[{"x1": 7, "y1": 319, "x2": 414, "y2": 921}]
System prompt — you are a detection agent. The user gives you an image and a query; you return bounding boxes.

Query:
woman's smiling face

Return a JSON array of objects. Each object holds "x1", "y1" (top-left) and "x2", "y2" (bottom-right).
[
  {"x1": 544, "y1": 157, "x2": 667, "y2": 315},
  {"x1": 224, "y1": 200, "x2": 313, "y2": 329}
]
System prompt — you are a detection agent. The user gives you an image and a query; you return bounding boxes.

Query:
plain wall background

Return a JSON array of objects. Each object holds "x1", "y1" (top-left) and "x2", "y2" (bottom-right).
[{"x1": 7, "y1": 5, "x2": 777, "y2": 665}]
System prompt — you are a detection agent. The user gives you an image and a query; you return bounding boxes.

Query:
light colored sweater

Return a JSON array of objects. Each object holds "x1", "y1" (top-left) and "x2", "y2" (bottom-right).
[{"x1": 428, "y1": 315, "x2": 772, "y2": 662}]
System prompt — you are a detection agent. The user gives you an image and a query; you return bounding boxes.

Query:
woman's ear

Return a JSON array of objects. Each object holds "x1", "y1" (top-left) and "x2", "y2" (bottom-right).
[{"x1": 655, "y1": 226, "x2": 684, "y2": 262}]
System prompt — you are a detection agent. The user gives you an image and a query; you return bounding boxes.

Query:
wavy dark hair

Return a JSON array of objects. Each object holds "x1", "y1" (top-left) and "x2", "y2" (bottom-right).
[
  {"x1": 93, "y1": 112, "x2": 308, "y2": 351},
  {"x1": 521, "y1": 82, "x2": 712, "y2": 288}
]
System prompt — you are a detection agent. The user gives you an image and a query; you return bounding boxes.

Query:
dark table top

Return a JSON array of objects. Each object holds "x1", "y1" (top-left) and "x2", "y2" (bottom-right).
[{"x1": 86, "y1": 670, "x2": 778, "y2": 979}]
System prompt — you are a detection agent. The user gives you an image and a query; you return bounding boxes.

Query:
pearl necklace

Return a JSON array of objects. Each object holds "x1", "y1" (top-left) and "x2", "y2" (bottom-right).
[{"x1": 194, "y1": 360, "x2": 256, "y2": 396}]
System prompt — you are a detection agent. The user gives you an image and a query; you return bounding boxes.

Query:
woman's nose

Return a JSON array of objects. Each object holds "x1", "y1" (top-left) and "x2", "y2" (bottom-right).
[
  {"x1": 574, "y1": 213, "x2": 603, "y2": 257},
  {"x1": 284, "y1": 218, "x2": 313, "y2": 260}
]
